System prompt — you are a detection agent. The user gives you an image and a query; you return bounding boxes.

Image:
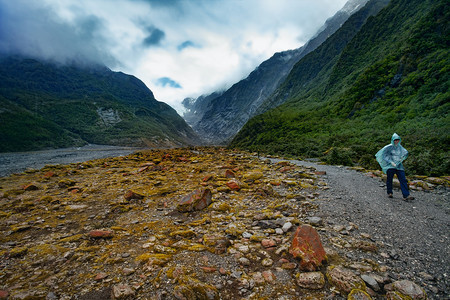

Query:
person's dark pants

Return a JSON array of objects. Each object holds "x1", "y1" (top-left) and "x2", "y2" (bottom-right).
[{"x1": 386, "y1": 168, "x2": 410, "y2": 198}]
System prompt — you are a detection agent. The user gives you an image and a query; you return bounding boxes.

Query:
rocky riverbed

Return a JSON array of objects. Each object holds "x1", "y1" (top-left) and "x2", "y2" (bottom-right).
[
  {"x1": 0, "y1": 144, "x2": 140, "y2": 178},
  {"x1": 0, "y1": 147, "x2": 448, "y2": 299}
]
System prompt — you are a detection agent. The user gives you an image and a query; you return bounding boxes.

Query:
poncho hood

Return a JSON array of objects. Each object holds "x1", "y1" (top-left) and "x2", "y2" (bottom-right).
[{"x1": 391, "y1": 133, "x2": 402, "y2": 145}]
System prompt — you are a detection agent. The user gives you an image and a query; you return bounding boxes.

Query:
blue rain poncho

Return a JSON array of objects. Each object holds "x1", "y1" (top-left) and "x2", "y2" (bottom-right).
[{"x1": 375, "y1": 133, "x2": 409, "y2": 174}]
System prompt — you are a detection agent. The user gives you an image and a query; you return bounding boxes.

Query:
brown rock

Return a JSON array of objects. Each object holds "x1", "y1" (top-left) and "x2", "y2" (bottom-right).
[
  {"x1": 23, "y1": 183, "x2": 39, "y2": 191},
  {"x1": 202, "y1": 175, "x2": 213, "y2": 182},
  {"x1": 281, "y1": 262, "x2": 297, "y2": 269},
  {"x1": 111, "y1": 284, "x2": 135, "y2": 299},
  {"x1": 89, "y1": 230, "x2": 114, "y2": 239},
  {"x1": 43, "y1": 171, "x2": 57, "y2": 178},
  {"x1": 202, "y1": 234, "x2": 231, "y2": 254},
  {"x1": 352, "y1": 240, "x2": 378, "y2": 252},
  {"x1": 326, "y1": 266, "x2": 366, "y2": 295},
  {"x1": 177, "y1": 188, "x2": 212, "y2": 212},
  {"x1": 200, "y1": 266, "x2": 217, "y2": 273},
  {"x1": 262, "y1": 270, "x2": 276, "y2": 282},
  {"x1": 124, "y1": 190, "x2": 144, "y2": 201},
  {"x1": 289, "y1": 224, "x2": 327, "y2": 271},
  {"x1": 261, "y1": 239, "x2": 277, "y2": 248},
  {"x1": 0, "y1": 290, "x2": 9, "y2": 299},
  {"x1": 295, "y1": 272, "x2": 325, "y2": 289},
  {"x1": 279, "y1": 166, "x2": 292, "y2": 173},
  {"x1": 95, "y1": 272, "x2": 108, "y2": 281},
  {"x1": 225, "y1": 169, "x2": 236, "y2": 178}
]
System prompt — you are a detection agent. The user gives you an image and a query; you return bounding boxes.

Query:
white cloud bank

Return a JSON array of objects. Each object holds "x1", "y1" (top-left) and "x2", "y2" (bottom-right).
[{"x1": 0, "y1": 0, "x2": 348, "y2": 113}]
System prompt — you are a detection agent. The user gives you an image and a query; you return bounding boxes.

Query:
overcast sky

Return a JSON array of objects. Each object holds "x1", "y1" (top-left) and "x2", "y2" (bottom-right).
[{"x1": 0, "y1": 0, "x2": 348, "y2": 114}]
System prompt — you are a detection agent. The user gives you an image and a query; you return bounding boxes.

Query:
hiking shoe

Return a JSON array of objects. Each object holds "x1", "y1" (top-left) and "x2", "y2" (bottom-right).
[
  {"x1": 388, "y1": 193, "x2": 393, "y2": 198},
  {"x1": 403, "y1": 196, "x2": 414, "y2": 201}
]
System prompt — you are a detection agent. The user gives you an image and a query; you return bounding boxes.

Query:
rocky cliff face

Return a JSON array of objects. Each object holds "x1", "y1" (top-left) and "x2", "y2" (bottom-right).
[{"x1": 184, "y1": 0, "x2": 370, "y2": 145}]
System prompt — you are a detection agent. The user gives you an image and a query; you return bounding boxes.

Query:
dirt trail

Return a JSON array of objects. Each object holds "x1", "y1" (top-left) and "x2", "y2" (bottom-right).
[{"x1": 288, "y1": 159, "x2": 450, "y2": 298}]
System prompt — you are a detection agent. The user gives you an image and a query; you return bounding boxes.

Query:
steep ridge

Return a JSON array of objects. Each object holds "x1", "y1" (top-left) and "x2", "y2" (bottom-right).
[
  {"x1": 0, "y1": 56, "x2": 199, "y2": 152},
  {"x1": 231, "y1": 0, "x2": 449, "y2": 176},
  {"x1": 183, "y1": 0, "x2": 371, "y2": 145}
]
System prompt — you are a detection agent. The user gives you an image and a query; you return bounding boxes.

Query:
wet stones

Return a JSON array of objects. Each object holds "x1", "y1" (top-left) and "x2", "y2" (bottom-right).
[{"x1": 289, "y1": 224, "x2": 327, "y2": 271}]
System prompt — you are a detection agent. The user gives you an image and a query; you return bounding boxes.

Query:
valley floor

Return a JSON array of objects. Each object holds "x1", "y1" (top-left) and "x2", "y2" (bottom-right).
[{"x1": 0, "y1": 147, "x2": 448, "y2": 299}]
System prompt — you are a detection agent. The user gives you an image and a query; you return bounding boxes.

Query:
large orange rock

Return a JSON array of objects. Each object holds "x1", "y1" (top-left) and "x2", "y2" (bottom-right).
[
  {"x1": 289, "y1": 224, "x2": 327, "y2": 271},
  {"x1": 177, "y1": 188, "x2": 212, "y2": 212},
  {"x1": 226, "y1": 180, "x2": 241, "y2": 191}
]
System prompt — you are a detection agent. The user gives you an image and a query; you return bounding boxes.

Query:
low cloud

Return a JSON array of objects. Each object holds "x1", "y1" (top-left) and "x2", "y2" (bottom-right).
[{"x1": 0, "y1": 0, "x2": 348, "y2": 113}]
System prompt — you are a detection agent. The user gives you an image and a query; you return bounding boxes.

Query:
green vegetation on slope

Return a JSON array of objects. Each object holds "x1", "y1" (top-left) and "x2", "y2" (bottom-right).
[
  {"x1": 0, "y1": 57, "x2": 198, "y2": 152},
  {"x1": 231, "y1": 0, "x2": 449, "y2": 176}
]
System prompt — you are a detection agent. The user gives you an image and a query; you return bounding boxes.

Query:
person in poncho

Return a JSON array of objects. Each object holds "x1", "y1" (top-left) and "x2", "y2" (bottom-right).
[{"x1": 375, "y1": 133, "x2": 414, "y2": 201}]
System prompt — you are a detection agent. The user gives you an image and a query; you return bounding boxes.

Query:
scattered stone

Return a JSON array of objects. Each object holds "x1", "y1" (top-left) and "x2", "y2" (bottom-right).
[
  {"x1": 352, "y1": 240, "x2": 378, "y2": 252},
  {"x1": 326, "y1": 265, "x2": 366, "y2": 295},
  {"x1": 239, "y1": 257, "x2": 251, "y2": 266},
  {"x1": 361, "y1": 274, "x2": 381, "y2": 291},
  {"x1": 252, "y1": 272, "x2": 265, "y2": 285},
  {"x1": 226, "y1": 179, "x2": 241, "y2": 191},
  {"x1": 262, "y1": 270, "x2": 276, "y2": 282},
  {"x1": 95, "y1": 272, "x2": 108, "y2": 281},
  {"x1": 282, "y1": 221, "x2": 293, "y2": 232},
  {"x1": 225, "y1": 169, "x2": 236, "y2": 178},
  {"x1": 122, "y1": 268, "x2": 135, "y2": 275},
  {"x1": 124, "y1": 190, "x2": 144, "y2": 201},
  {"x1": 111, "y1": 284, "x2": 135, "y2": 299},
  {"x1": 261, "y1": 239, "x2": 277, "y2": 248},
  {"x1": 261, "y1": 258, "x2": 273, "y2": 267},
  {"x1": 295, "y1": 272, "x2": 325, "y2": 289},
  {"x1": 200, "y1": 266, "x2": 217, "y2": 273},
  {"x1": 89, "y1": 230, "x2": 114, "y2": 239},
  {"x1": 307, "y1": 216, "x2": 323, "y2": 226},
  {"x1": 23, "y1": 183, "x2": 39, "y2": 191},
  {"x1": 385, "y1": 280, "x2": 427, "y2": 300},
  {"x1": 289, "y1": 224, "x2": 327, "y2": 271},
  {"x1": 0, "y1": 290, "x2": 9, "y2": 299},
  {"x1": 348, "y1": 289, "x2": 372, "y2": 300}
]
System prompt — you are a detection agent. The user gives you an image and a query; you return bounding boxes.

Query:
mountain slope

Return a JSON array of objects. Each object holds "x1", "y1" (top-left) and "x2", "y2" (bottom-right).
[
  {"x1": 183, "y1": 0, "x2": 371, "y2": 144},
  {"x1": 0, "y1": 56, "x2": 199, "y2": 152},
  {"x1": 231, "y1": 0, "x2": 449, "y2": 176}
]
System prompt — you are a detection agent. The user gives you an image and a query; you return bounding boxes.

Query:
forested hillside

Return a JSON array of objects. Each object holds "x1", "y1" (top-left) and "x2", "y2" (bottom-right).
[
  {"x1": 231, "y1": 0, "x2": 449, "y2": 176},
  {"x1": 0, "y1": 57, "x2": 198, "y2": 152}
]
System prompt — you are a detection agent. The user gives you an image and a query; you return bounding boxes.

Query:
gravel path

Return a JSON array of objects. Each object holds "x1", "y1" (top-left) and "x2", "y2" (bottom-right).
[{"x1": 289, "y1": 159, "x2": 450, "y2": 299}]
